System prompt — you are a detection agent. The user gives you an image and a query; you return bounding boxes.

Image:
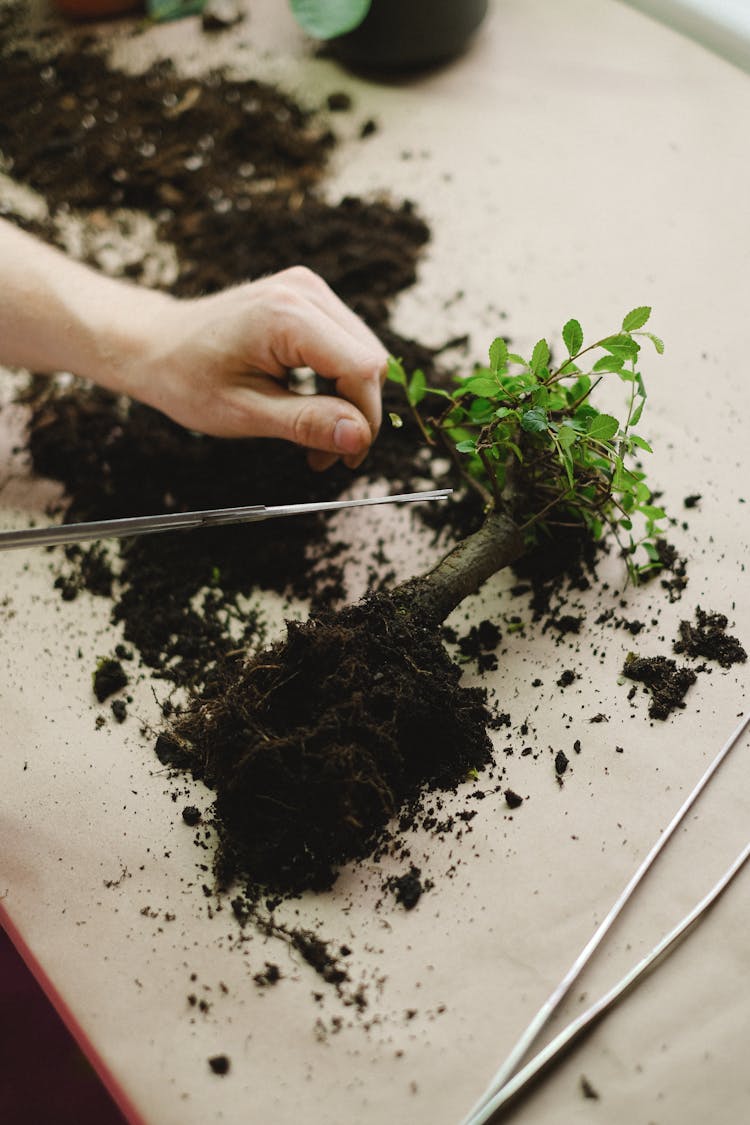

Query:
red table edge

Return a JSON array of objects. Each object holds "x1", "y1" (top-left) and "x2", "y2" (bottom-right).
[{"x1": 0, "y1": 900, "x2": 146, "y2": 1125}]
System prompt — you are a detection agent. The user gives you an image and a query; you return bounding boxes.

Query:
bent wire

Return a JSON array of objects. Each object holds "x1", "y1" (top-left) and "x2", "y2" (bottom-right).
[
  {"x1": 467, "y1": 836, "x2": 750, "y2": 1123},
  {"x1": 462, "y1": 710, "x2": 750, "y2": 1124}
]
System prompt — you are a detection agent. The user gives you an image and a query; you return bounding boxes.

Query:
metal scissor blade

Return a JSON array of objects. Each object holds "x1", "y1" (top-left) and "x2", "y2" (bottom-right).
[{"x1": 0, "y1": 489, "x2": 452, "y2": 551}]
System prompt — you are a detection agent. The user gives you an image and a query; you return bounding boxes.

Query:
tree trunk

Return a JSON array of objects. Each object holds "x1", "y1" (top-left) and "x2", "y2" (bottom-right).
[{"x1": 393, "y1": 511, "x2": 525, "y2": 627}]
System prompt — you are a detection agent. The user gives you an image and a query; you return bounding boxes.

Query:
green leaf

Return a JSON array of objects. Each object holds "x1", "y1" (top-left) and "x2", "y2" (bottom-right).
[
  {"x1": 520, "y1": 407, "x2": 548, "y2": 434},
  {"x1": 455, "y1": 438, "x2": 477, "y2": 454},
  {"x1": 468, "y1": 397, "x2": 494, "y2": 422},
  {"x1": 530, "y1": 338, "x2": 550, "y2": 375},
  {"x1": 622, "y1": 306, "x2": 651, "y2": 332},
  {"x1": 640, "y1": 504, "x2": 666, "y2": 521},
  {"x1": 592, "y1": 354, "x2": 624, "y2": 373},
  {"x1": 489, "y1": 337, "x2": 508, "y2": 373},
  {"x1": 289, "y1": 0, "x2": 371, "y2": 38},
  {"x1": 601, "y1": 333, "x2": 640, "y2": 361},
  {"x1": 455, "y1": 374, "x2": 500, "y2": 398},
  {"x1": 388, "y1": 412, "x2": 403, "y2": 428},
  {"x1": 629, "y1": 433, "x2": 653, "y2": 453},
  {"x1": 629, "y1": 398, "x2": 646, "y2": 427},
  {"x1": 586, "y1": 413, "x2": 619, "y2": 441},
  {"x1": 408, "y1": 368, "x2": 427, "y2": 406},
  {"x1": 557, "y1": 423, "x2": 578, "y2": 449},
  {"x1": 562, "y1": 318, "x2": 583, "y2": 357},
  {"x1": 386, "y1": 356, "x2": 407, "y2": 386},
  {"x1": 640, "y1": 331, "x2": 665, "y2": 354}
]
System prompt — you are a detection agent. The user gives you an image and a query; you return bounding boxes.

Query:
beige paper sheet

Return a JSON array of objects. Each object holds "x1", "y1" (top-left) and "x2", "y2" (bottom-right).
[{"x1": 1, "y1": 2, "x2": 749, "y2": 1123}]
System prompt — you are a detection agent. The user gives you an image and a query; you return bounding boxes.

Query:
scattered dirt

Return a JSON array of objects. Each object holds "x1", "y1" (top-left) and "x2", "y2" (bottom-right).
[
  {"x1": 1, "y1": 32, "x2": 453, "y2": 696},
  {"x1": 2, "y1": 19, "x2": 746, "y2": 1030},
  {"x1": 622, "y1": 654, "x2": 697, "y2": 720},
  {"x1": 674, "y1": 607, "x2": 747, "y2": 669},
  {"x1": 92, "y1": 656, "x2": 128, "y2": 702}
]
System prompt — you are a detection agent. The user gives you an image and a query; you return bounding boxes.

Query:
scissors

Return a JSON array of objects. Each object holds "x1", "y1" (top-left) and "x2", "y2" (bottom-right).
[{"x1": 0, "y1": 488, "x2": 452, "y2": 551}]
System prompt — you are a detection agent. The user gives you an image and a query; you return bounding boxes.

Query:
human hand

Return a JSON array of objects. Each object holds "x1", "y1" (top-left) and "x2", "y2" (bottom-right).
[{"x1": 132, "y1": 266, "x2": 388, "y2": 471}]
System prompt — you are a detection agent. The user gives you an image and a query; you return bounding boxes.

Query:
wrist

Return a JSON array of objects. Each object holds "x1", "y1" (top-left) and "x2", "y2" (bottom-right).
[{"x1": 77, "y1": 279, "x2": 180, "y2": 405}]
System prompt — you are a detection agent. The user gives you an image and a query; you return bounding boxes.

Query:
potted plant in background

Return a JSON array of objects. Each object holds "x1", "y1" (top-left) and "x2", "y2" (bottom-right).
[{"x1": 290, "y1": 0, "x2": 489, "y2": 70}]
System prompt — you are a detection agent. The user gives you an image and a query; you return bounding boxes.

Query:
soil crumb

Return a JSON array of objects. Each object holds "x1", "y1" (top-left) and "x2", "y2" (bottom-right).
[
  {"x1": 387, "y1": 865, "x2": 428, "y2": 910},
  {"x1": 622, "y1": 654, "x2": 697, "y2": 720},
  {"x1": 673, "y1": 607, "x2": 747, "y2": 669},
  {"x1": 93, "y1": 657, "x2": 128, "y2": 702}
]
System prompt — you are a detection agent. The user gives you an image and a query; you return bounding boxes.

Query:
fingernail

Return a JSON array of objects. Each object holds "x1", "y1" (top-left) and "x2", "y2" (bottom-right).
[{"x1": 334, "y1": 418, "x2": 364, "y2": 454}]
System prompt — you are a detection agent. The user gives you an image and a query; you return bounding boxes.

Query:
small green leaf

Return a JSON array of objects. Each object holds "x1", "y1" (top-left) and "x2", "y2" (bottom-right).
[
  {"x1": 629, "y1": 433, "x2": 653, "y2": 453},
  {"x1": 601, "y1": 333, "x2": 640, "y2": 361},
  {"x1": 455, "y1": 374, "x2": 500, "y2": 398},
  {"x1": 557, "y1": 423, "x2": 577, "y2": 449},
  {"x1": 468, "y1": 397, "x2": 494, "y2": 422},
  {"x1": 640, "y1": 331, "x2": 664, "y2": 354},
  {"x1": 622, "y1": 306, "x2": 651, "y2": 332},
  {"x1": 593, "y1": 354, "x2": 624, "y2": 373},
  {"x1": 489, "y1": 337, "x2": 508, "y2": 373},
  {"x1": 386, "y1": 356, "x2": 407, "y2": 386},
  {"x1": 408, "y1": 368, "x2": 427, "y2": 406},
  {"x1": 630, "y1": 398, "x2": 646, "y2": 427},
  {"x1": 562, "y1": 318, "x2": 583, "y2": 357},
  {"x1": 520, "y1": 407, "x2": 548, "y2": 434},
  {"x1": 530, "y1": 338, "x2": 550, "y2": 375},
  {"x1": 290, "y1": 0, "x2": 371, "y2": 38},
  {"x1": 587, "y1": 413, "x2": 619, "y2": 441},
  {"x1": 455, "y1": 438, "x2": 477, "y2": 454},
  {"x1": 388, "y1": 412, "x2": 403, "y2": 428}
]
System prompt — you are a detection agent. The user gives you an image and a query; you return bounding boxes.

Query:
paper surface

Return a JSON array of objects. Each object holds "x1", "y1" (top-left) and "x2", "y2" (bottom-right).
[{"x1": 1, "y1": 2, "x2": 749, "y2": 1123}]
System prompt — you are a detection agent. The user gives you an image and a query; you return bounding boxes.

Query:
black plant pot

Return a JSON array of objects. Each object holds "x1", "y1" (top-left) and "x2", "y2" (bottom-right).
[{"x1": 330, "y1": 0, "x2": 489, "y2": 71}]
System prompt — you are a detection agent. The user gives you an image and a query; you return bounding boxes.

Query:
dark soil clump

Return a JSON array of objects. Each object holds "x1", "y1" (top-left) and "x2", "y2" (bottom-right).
[
  {"x1": 674, "y1": 607, "x2": 747, "y2": 669},
  {"x1": 622, "y1": 654, "x2": 697, "y2": 720},
  {"x1": 93, "y1": 657, "x2": 128, "y2": 702},
  {"x1": 387, "y1": 865, "x2": 428, "y2": 910},
  {"x1": 164, "y1": 593, "x2": 493, "y2": 893}
]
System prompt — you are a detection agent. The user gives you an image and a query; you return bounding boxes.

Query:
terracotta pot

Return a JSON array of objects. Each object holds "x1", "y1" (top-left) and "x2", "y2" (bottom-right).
[
  {"x1": 52, "y1": 0, "x2": 143, "y2": 18},
  {"x1": 330, "y1": 0, "x2": 488, "y2": 70}
]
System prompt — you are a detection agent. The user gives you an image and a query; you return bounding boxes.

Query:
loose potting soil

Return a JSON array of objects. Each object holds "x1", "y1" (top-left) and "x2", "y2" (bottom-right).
[{"x1": 1, "y1": 22, "x2": 743, "y2": 916}]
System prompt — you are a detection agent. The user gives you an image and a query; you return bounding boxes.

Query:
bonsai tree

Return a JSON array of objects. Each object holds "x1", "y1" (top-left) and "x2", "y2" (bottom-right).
[{"x1": 164, "y1": 308, "x2": 666, "y2": 894}]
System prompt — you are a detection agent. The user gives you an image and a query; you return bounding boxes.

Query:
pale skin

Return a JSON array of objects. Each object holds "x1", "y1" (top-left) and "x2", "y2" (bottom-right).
[{"x1": 0, "y1": 218, "x2": 388, "y2": 471}]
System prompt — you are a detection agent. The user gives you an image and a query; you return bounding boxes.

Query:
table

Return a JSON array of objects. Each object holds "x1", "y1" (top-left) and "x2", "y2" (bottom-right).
[{"x1": 2, "y1": 2, "x2": 749, "y2": 1122}]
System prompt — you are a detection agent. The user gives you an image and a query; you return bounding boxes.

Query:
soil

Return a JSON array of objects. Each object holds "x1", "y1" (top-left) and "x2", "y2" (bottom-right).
[
  {"x1": 2, "y1": 17, "x2": 744, "y2": 954},
  {"x1": 1, "y1": 31, "x2": 454, "y2": 694},
  {"x1": 162, "y1": 593, "x2": 493, "y2": 893},
  {"x1": 622, "y1": 654, "x2": 697, "y2": 720},
  {"x1": 674, "y1": 607, "x2": 747, "y2": 669}
]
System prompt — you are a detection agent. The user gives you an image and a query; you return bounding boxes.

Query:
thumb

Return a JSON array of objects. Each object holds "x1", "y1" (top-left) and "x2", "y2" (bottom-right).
[{"x1": 272, "y1": 392, "x2": 372, "y2": 459}]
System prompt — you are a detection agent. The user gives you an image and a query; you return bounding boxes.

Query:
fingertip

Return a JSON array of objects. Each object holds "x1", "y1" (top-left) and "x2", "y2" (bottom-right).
[
  {"x1": 307, "y1": 450, "x2": 339, "y2": 472},
  {"x1": 343, "y1": 449, "x2": 369, "y2": 470},
  {"x1": 333, "y1": 417, "x2": 370, "y2": 456}
]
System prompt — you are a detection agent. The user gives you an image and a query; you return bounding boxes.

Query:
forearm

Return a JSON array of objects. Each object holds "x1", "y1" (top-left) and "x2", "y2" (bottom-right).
[{"x1": 0, "y1": 218, "x2": 174, "y2": 397}]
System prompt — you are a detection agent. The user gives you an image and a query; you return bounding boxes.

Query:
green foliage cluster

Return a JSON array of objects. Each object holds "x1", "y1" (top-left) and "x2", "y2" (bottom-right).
[{"x1": 387, "y1": 308, "x2": 666, "y2": 581}]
